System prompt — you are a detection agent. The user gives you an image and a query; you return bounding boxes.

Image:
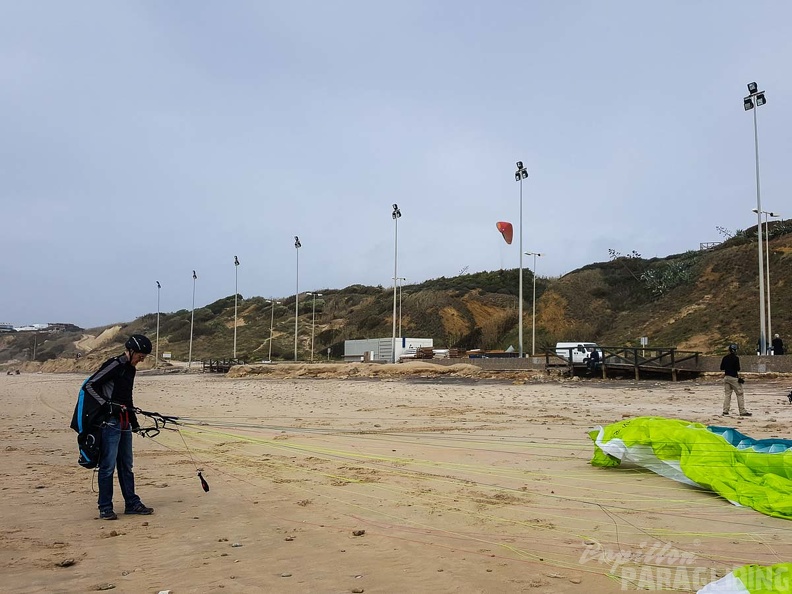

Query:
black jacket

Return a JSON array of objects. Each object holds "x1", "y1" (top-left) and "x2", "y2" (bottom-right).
[
  {"x1": 720, "y1": 353, "x2": 740, "y2": 378},
  {"x1": 71, "y1": 353, "x2": 140, "y2": 430}
]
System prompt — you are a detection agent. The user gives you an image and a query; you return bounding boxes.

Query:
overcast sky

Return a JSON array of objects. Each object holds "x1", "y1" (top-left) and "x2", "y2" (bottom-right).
[{"x1": 2, "y1": 1, "x2": 790, "y2": 329}]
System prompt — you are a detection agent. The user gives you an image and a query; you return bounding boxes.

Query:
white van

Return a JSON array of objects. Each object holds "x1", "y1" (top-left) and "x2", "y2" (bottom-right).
[{"x1": 555, "y1": 342, "x2": 601, "y2": 364}]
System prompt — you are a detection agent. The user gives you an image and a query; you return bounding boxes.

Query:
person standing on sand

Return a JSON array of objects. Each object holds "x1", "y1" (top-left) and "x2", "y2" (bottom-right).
[
  {"x1": 720, "y1": 344, "x2": 751, "y2": 417},
  {"x1": 772, "y1": 334, "x2": 784, "y2": 356},
  {"x1": 82, "y1": 335, "x2": 155, "y2": 520}
]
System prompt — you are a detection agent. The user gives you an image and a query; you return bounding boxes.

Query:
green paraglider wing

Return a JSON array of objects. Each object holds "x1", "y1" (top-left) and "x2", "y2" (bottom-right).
[{"x1": 589, "y1": 417, "x2": 792, "y2": 520}]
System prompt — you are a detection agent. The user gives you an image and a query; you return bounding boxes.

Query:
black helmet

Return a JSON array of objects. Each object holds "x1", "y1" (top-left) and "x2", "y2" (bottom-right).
[
  {"x1": 728, "y1": 343, "x2": 738, "y2": 353},
  {"x1": 125, "y1": 334, "x2": 152, "y2": 354}
]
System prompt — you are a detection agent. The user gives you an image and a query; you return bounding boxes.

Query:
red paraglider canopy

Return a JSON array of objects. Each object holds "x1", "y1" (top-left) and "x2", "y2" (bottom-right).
[{"x1": 496, "y1": 221, "x2": 513, "y2": 245}]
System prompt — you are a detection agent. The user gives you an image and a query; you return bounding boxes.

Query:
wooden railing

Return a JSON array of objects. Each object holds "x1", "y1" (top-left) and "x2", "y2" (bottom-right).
[
  {"x1": 545, "y1": 346, "x2": 701, "y2": 381},
  {"x1": 202, "y1": 358, "x2": 245, "y2": 373}
]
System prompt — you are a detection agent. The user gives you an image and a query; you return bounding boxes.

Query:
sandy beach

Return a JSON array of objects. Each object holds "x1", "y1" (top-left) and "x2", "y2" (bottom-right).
[{"x1": 2, "y1": 365, "x2": 792, "y2": 593}]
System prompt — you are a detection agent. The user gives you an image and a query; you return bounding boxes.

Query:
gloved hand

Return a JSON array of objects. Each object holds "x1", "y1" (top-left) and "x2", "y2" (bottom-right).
[{"x1": 738, "y1": 377, "x2": 745, "y2": 384}]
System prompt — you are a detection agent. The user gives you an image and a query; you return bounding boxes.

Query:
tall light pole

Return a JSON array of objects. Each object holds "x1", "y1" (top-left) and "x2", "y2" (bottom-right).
[
  {"x1": 744, "y1": 82, "x2": 768, "y2": 354},
  {"x1": 752, "y1": 208, "x2": 780, "y2": 346},
  {"x1": 514, "y1": 161, "x2": 529, "y2": 357},
  {"x1": 188, "y1": 270, "x2": 197, "y2": 369},
  {"x1": 294, "y1": 236, "x2": 301, "y2": 361},
  {"x1": 308, "y1": 292, "x2": 322, "y2": 361},
  {"x1": 268, "y1": 299, "x2": 279, "y2": 363},
  {"x1": 233, "y1": 255, "x2": 240, "y2": 359},
  {"x1": 525, "y1": 252, "x2": 543, "y2": 356},
  {"x1": 391, "y1": 204, "x2": 401, "y2": 363},
  {"x1": 397, "y1": 277, "x2": 406, "y2": 338},
  {"x1": 155, "y1": 281, "x2": 161, "y2": 369}
]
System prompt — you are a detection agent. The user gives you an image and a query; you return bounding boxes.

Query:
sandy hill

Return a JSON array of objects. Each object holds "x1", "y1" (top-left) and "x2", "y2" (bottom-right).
[{"x1": 2, "y1": 221, "x2": 790, "y2": 366}]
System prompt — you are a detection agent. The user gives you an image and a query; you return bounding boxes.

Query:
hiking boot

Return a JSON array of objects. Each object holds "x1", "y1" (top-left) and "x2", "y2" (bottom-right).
[
  {"x1": 739, "y1": 411, "x2": 753, "y2": 417},
  {"x1": 125, "y1": 503, "x2": 154, "y2": 515},
  {"x1": 99, "y1": 509, "x2": 118, "y2": 520},
  {"x1": 721, "y1": 412, "x2": 729, "y2": 416}
]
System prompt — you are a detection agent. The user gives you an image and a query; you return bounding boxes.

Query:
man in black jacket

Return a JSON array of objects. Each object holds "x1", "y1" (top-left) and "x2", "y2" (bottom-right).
[
  {"x1": 83, "y1": 334, "x2": 155, "y2": 520},
  {"x1": 720, "y1": 344, "x2": 751, "y2": 417},
  {"x1": 772, "y1": 334, "x2": 785, "y2": 356}
]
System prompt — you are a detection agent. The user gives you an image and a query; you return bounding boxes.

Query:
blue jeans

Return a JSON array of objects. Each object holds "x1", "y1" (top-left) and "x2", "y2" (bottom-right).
[{"x1": 97, "y1": 419, "x2": 141, "y2": 512}]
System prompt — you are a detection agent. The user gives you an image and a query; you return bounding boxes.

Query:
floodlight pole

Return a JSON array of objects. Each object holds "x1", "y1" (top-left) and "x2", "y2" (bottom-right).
[
  {"x1": 155, "y1": 281, "x2": 161, "y2": 369},
  {"x1": 233, "y1": 256, "x2": 239, "y2": 359},
  {"x1": 744, "y1": 82, "x2": 767, "y2": 354},
  {"x1": 294, "y1": 236, "x2": 301, "y2": 361},
  {"x1": 391, "y1": 204, "x2": 401, "y2": 363},
  {"x1": 525, "y1": 252, "x2": 542, "y2": 356},
  {"x1": 188, "y1": 270, "x2": 197, "y2": 369},
  {"x1": 514, "y1": 162, "x2": 529, "y2": 357}
]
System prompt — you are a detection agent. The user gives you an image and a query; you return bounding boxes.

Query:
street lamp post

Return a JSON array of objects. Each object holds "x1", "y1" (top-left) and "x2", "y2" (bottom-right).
[
  {"x1": 744, "y1": 81, "x2": 768, "y2": 354},
  {"x1": 308, "y1": 292, "x2": 322, "y2": 362},
  {"x1": 525, "y1": 252, "x2": 543, "y2": 356},
  {"x1": 391, "y1": 204, "x2": 401, "y2": 363},
  {"x1": 397, "y1": 277, "x2": 406, "y2": 338},
  {"x1": 514, "y1": 161, "x2": 529, "y2": 357},
  {"x1": 188, "y1": 270, "x2": 197, "y2": 369},
  {"x1": 233, "y1": 256, "x2": 239, "y2": 359},
  {"x1": 268, "y1": 299, "x2": 279, "y2": 363},
  {"x1": 294, "y1": 236, "x2": 301, "y2": 361},
  {"x1": 155, "y1": 281, "x2": 161, "y2": 369},
  {"x1": 752, "y1": 208, "x2": 781, "y2": 347}
]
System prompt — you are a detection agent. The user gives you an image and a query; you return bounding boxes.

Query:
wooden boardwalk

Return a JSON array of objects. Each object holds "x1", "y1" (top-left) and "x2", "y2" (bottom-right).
[{"x1": 546, "y1": 346, "x2": 701, "y2": 381}]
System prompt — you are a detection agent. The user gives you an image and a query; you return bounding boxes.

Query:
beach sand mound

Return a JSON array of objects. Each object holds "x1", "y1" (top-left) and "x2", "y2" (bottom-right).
[
  {"x1": 74, "y1": 325, "x2": 123, "y2": 353},
  {"x1": 228, "y1": 361, "x2": 488, "y2": 380}
]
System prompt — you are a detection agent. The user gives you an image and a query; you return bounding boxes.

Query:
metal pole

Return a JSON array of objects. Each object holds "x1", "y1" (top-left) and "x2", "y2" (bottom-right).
[
  {"x1": 155, "y1": 281, "x2": 160, "y2": 369},
  {"x1": 515, "y1": 162, "x2": 528, "y2": 358},
  {"x1": 311, "y1": 293, "x2": 319, "y2": 362},
  {"x1": 391, "y1": 205, "x2": 401, "y2": 363},
  {"x1": 764, "y1": 213, "x2": 772, "y2": 346},
  {"x1": 532, "y1": 254, "x2": 537, "y2": 356},
  {"x1": 392, "y1": 216, "x2": 398, "y2": 363},
  {"x1": 233, "y1": 256, "x2": 239, "y2": 359},
  {"x1": 294, "y1": 238, "x2": 300, "y2": 361},
  {"x1": 525, "y1": 252, "x2": 542, "y2": 356},
  {"x1": 531, "y1": 254, "x2": 537, "y2": 357},
  {"x1": 188, "y1": 270, "x2": 196, "y2": 368},
  {"x1": 752, "y1": 104, "x2": 767, "y2": 355},
  {"x1": 518, "y1": 177, "x2": 523, "y2": 358}
]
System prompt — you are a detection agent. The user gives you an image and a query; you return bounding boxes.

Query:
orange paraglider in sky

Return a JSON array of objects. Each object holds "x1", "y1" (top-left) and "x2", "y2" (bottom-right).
[{"x1": 496, "y1": 221, "x2": 513, "y2": 245}]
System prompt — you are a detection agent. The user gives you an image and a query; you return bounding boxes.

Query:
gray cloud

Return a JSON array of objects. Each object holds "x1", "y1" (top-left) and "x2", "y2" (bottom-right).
[{"x1": 1, "y1": 1, "x2": 790, "y2": 328}]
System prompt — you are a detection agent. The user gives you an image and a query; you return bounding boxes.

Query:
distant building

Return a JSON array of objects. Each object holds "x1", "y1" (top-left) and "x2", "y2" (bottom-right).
[
  {"x1": 344, "y1": 337, "x2": 434, "y2": 363},
  {"x1": 47, "y1": 323, "x2": 83, "y2": 333},
  {"x1": 14, "y1": 324, "x2": 50, "y2": 332},
  {"x1": 0, "y1": 323, "x2": 15, "y2": 333},
  {"x1": 12, "y1": 322, "x2": 82, "y2": 333}
]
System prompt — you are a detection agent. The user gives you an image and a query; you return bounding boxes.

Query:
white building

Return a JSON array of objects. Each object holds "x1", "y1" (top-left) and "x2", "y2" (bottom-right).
[
  {"x1": 14, "y1": 323, "x2": 49, "y2": 332},
  {"x1": 344, "y1": 337, "x2": 434, "y2": 363}
]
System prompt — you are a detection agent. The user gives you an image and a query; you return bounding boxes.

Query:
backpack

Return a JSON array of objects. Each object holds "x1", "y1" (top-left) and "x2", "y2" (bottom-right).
[{"x1": 70, "y1": 377, "x2": 107, "y2": 469}]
